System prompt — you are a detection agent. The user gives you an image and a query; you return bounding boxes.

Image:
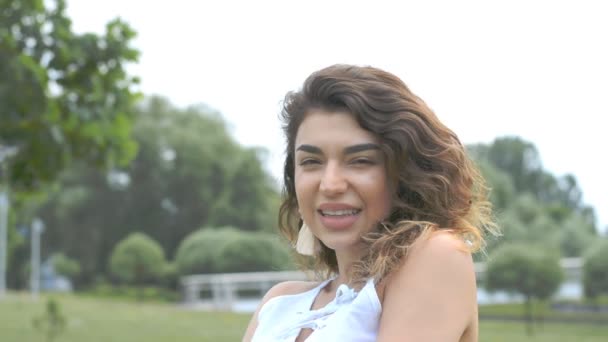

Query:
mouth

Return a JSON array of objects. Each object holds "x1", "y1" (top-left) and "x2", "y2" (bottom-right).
[
  {"x1": 318, "y1": 209, "x2": 362, "y2": 217},
  {"x1": 316, "y1": 207, "x2": 362, "y2": 230}
]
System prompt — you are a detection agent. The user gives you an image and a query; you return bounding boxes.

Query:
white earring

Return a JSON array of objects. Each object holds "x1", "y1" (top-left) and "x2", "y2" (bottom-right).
[{"x1": 296, "y1": 223, "x2": 316, "y2": 256}]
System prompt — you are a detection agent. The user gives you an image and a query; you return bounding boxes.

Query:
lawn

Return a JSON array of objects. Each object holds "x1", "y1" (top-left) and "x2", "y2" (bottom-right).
[
  {"x1": 1, "y1": 292, "x2": 607, "y2": 342},
  {"x1": 479, "y1": 301, "x2": 608, "y2": 324},
  {"x1": 0, "y1": 293, "x2": 249, "y2": 342},
  {"x1": 480, "y1": 321, "x2": 608, "y2": 341}
]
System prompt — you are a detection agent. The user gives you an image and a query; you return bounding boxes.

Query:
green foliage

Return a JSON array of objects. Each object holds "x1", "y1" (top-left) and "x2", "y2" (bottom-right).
[
  {"x1": 489, "y1": 192, "x2": 597, "y2": 259},
  {"x1": 175, "y1": 227, "x2": 293, "y2": 275},
  {"x1": 175, "y1": 227, "x2": 240, "y2": 275},
  {"x1": 470, "y1": 136, "x2": 593, "y2": 214},
  {"x1": 159, "y1": 262, "x2": 178, "y2": 289},
  {"x1": 36, "y1": 97, "x2": 279, "y2": 286},
  {"x1": 485, "y1": 243, "x2": 564, "y2": 334},
  {"x1": 555, "y1": 220, "x2": 595, "y2": 258},
  {"x1": 215, "y1": 232, "x2": 293, "y2": 273},
  {"x1": 582, "y1": 239, "x2": 608, "y2": 299},
  {"x1": 2, "y1": 0, "x2": 139, "y2": 288},
  {"x1": 129, "y1": 97, "x2": 279, "y2": 236},
  {"x1": 510, "y1": 193, "x2": 543, "y2": 225},
  {"x1": 32, "y1": 298, "x2": 66, "y2": 342},
  {"x1": 51, "y1": 252, "x2": 80, "y2": 279},
  {"x1": 486, "y1": 243, "x2": 564, "y2": 300},
  {"x1": 494, "y1": 210, "x2": 526, "y2": 243},
  {"x1": 476, "y1": 160, "x2": 516, "y2": 211},
  {"x1": 0, "y1": 0, "x2": 140, "y2": 193},
  {"x1": 469, "y1": 137, "x2": 541, "y2": 193},
  {"x1": 470, "y1": 136, "x2": 600, "y2": 258},
  {"x1": 109, "y1": 232, "x2": 166, "y2": 286}
]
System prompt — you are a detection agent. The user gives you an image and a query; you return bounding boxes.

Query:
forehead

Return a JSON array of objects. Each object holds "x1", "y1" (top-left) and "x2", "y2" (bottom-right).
[{"x1": 295, "y1": 110, "x2": 378, "y2": 148}]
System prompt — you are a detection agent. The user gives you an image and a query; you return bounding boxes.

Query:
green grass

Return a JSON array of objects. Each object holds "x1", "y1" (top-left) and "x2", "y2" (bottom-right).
[
  {"x1": 480, "y1": 301, "x2": 608, "y2": 323},
  {"x1": 1, "y1": 292, "x2": 607, "y2": 342},
  {"x1": 0, "y1": 292, "x2": 249, "y2": 342},
  {"x1": 480, "y1": 321, "x2": 608, "y2": 341}
]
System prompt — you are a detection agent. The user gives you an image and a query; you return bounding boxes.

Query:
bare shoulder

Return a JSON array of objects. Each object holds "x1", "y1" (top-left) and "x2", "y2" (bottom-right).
[
  {"x1": 242, "y1": 279, "x2": 321, "y2": 342},
  {"x1": 389, "y1": 229, "x2": 475, "y2": 291},
  {"x1": 408, "y1": 229, "x2": 471, "y2": 261},
  {"x1": 377, "y1": 230, "x2": 477, "y2": 341}
]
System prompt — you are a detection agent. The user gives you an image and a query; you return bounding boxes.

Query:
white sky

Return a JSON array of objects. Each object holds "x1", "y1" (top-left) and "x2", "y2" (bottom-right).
[{"x1": 66, "y1": 0, "x2": 607, "y2": 233}]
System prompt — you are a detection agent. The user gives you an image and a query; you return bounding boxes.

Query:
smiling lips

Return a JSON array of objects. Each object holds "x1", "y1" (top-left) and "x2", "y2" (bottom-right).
[{"x1": 317, "y1": 203, "x2": 362, "y2": 230}]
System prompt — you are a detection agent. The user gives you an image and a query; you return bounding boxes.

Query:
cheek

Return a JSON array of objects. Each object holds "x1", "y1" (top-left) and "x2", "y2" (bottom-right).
[
  {"x1": 366, "y1": 175, "x2": 392, "y2": 218},
  {"x1": 379, "y1": 186, "x2": 392, "y2": 216},
  {"x1": 294, "y1": 173, "x2": 315, "y2": 210}
]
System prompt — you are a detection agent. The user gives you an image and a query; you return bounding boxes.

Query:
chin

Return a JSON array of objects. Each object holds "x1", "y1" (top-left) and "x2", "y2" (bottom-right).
[{"x1": 320, "y1": 237, "x2": 364, "y2": 253}]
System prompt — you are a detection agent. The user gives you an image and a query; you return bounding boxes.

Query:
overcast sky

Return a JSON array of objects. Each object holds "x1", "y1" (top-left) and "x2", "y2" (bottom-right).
[{"x1": 66, "y1": 0, "x2": 607, "y2": 233}]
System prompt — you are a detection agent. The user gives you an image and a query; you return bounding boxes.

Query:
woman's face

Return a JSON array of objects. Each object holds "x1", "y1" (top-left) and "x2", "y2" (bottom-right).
[{"x1": 294, "y1": 109, "x2": 392, "y2": 254}]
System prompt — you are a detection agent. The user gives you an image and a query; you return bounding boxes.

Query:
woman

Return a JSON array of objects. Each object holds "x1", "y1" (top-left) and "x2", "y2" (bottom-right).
[{"x1": 243, "y1": 64, "x2": 497, "y2": 341}]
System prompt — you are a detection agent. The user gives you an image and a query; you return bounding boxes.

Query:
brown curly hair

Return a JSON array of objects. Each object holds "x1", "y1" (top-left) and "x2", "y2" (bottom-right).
[{"x1": 278, "y1": 64, "x2": 497, "y2": 283}]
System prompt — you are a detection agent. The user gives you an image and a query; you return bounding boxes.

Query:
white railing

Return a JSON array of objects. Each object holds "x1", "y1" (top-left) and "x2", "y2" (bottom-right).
[
  {"x1": 181, "y1": 271, "x2": 310, "y2": 311},
  {"x1": 181, "y1": 258, "x2": 582, "y2": 311}
]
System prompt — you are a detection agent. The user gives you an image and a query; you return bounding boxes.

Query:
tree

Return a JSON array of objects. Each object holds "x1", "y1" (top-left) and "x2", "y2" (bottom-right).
[
  {"x1": 214, "y1": 232, "x2": 293, "y2": 273},
  {"x1": 469, "y1": 137, "x2": 542, "y2": 196},
  {"x1": 582, "y1": 239, "x2": 608, "y2": 301},
  {"x1": 174, "y1": 227, "x2": 241, "y2": 275},
  {"x1": 494, "y1": 210, "x2": 527, "y2": 245},
  {"x1": 37, "y1": 97, "x2": 279, "y2": 286},
  {"x1": 475, "y1": 160, "x2": 516, "y2": 212},
  {"x1": 469, "y1": 136, "x2": 600, "y2": 258},
  {"x1": 175, "y1": 227, "x2": 293, "y2": 275},
  {"x1": 2, "y1": 0, "x2": 139, "y2": 289},
  {"x1": 485, "y1": 243, "x2": 563, "y2": 335},
  {"x1": 1, "y1": 0, "x2": 139, "y2": 193},
  {"x1": 470, "y1": 137, "x2": 593, "y2": 215},
  {"x1": 108, "y1": 232, "x2": 166, "y2": 299},
  {"x1": 555, "y1": 214, "x2": 596, "y2": 258},
  {"x1": 495, "y1": 194, "x2": 557, "y2": 249},
  {"x1": 51, "y1": 252, "x2": 80, "y2": 279}
]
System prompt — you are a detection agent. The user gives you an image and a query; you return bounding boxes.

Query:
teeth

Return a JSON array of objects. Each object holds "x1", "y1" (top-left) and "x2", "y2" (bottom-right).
[{"x1": 321, "y1": 209, "x2": 359, "y2": 216}]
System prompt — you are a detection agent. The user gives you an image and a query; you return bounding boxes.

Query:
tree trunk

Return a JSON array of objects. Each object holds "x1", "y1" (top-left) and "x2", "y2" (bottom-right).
[
  {"x1": 525, "y1": 296, "x2": 534, "y2": 335},
  {"x1": 537, "y1": 299, "x2": 545, "y2": 330},
  {"x1": 135, "y1": 264, "x2": 144, "y2": 302}
]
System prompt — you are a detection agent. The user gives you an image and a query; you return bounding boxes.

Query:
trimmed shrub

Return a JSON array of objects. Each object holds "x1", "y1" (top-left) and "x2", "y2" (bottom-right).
[
  {"x1": 51, "y1": 253, "x2": 80, "y2": 279},
  {"x1": 109, "y1": 232, "x2": 166, "y2": 285},
  {"x1": 175, "y1": 227, "x2": 293, "y2": 275},
  {"x1": 175, "y1": 227, "x2": 241, "y2": 275},
  {"x1": 215, "y1": 233, "x2": 293, "y2": 273}
]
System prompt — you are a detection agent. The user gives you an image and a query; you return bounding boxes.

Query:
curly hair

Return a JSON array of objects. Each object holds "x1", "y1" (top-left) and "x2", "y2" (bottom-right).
[{"x1": 278, "y1": 64, "x2": 497, "y2": 283}]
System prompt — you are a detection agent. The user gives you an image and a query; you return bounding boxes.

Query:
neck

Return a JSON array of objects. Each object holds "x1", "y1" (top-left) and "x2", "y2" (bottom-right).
[{"x1": 332, "y1": 245, "x2": 365, "y2": 288}]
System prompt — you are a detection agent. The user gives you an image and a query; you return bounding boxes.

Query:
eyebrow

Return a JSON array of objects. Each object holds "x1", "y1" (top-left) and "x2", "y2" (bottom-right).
[
  {"x1": 344, "y1": 143, "x2": 381, "y2": 154},
  {"x1": 296, "y1": 143, "x2": 380, "y2": 155}
]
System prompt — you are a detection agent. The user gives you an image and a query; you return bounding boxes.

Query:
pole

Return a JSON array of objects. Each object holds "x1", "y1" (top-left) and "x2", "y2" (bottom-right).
[
  {"x1": 0, "y1": 192, "x2": 8, "y2": 298},
  {"x1": 0, "y1": 145, "x2": 19, "y2": 299},
  {"x1": 31, "y1": 218, "x2": 44, "y2": 299}
]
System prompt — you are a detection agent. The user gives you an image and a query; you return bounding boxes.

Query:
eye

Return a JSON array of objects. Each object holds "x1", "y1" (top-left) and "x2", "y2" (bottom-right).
[
  {"x1": 351, "y1": 158, "x2": 375, "y2": 166},
  {"x1": 299, "y1": 158, "x2": 321, "y2": 166}
]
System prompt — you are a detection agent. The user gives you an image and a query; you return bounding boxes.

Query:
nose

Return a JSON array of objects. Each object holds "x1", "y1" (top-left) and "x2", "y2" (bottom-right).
[{"x1": 319, "y1": 162, "x2": 347, "y2": 196}]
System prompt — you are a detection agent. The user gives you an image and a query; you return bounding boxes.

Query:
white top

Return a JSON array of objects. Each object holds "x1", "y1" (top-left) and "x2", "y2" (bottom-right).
[{"x1": 251, "y1": 278, "x2": 382, "y2": 341}]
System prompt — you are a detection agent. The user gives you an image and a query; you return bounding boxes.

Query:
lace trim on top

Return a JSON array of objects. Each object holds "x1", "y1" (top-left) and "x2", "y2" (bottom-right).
[{"x1": 275, "y1": 282, "x2": 359, "y2": 339}]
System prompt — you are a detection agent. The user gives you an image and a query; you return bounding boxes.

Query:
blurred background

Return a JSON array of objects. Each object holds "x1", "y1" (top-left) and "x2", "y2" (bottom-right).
[{"x1": 1, "y1": 0, "x2": 607, "y2": 341}]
